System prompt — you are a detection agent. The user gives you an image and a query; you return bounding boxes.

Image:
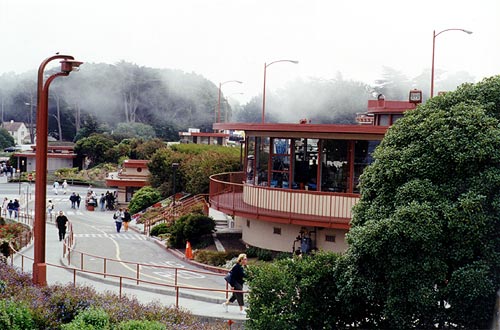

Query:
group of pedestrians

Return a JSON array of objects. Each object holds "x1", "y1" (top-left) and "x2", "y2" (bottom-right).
[
  {"x1": 113, "y1": 208, "x2": 131, "y2": 233},
  {"x1": 1, "y1": 197, "x2": 20, "y2": 218},
  {"x1": 53, "y1": 180, "x2": 69, "y2": 195},
  {"x1": 69, "y1": 193, "x2": 82, "y2": 209},
  {"x1": 101, "y1": 191, "x2": 117, "y2": 211}
]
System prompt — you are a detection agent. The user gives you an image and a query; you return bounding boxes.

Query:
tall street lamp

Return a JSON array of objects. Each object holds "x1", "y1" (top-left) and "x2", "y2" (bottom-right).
[
  {"x1": 430, "y1": 28, "x2": 472, "y2": 98},
  {"x1": 262, "y1": 59, "x2": 298, "y2": 123},
  {"x1": 217, "y1": 80, "x2": 242, "y2": 123},
  {"x1": 33, "y1": 55, "x2": 82, "y2": 286}
]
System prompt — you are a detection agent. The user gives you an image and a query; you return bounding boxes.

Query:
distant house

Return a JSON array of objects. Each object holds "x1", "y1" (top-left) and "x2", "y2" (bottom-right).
[
  {"x1": 105, "y1": 159, "x2": 150, "y2": 205},
  {"x1": 1, "y1": 120, "x2": 30, "y2": 145},
  {"x1": 179, "y1": 128, "x2": 230, "y2": 146}
]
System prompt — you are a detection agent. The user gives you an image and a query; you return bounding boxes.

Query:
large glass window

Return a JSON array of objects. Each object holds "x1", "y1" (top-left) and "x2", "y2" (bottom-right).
[
  {"x1": 243, "y1": 134, "x2": 380, "y2": 194},
  {"x1": 292, "y1": 138, "x2": 320, "y2": 190},
  {"x1": 294, "y1": 139, "x2": 308, "y2": 189},
  {"x1": 353, "y1": 140, "x2": 380, "y2": 193},
  {"x1": 271, "y1": 138, "x2": 291, "y2": 188},
  {"x1": 246, "y1": 137, "x2": 255, "y2": 183},
  {"x1": 379, "y1": 114, "x2": 390, "y2": 126},
  {"x1": 255, "y1": 137, "x2": 270, "y2": 186},
  {"x1": 320, "y1": 140, "x2": 349, "y2": 192}
]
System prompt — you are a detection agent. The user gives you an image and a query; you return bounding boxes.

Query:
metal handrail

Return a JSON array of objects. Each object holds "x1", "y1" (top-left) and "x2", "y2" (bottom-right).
[
  {"x1": 7, "y1": 215, "x2": 246, "y2": 307},
  {"x1": 9, "y1": 251, "x2": 245, "y2": 307}
]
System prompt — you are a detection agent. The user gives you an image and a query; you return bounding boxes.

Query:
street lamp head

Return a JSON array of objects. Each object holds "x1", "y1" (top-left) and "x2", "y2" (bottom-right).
[
  {"x1": 462, "y1": 29, "x2": 473, "y2": 34},
  {"x1": 60, "y1": 59, "x2": 84, "y2": 73}
]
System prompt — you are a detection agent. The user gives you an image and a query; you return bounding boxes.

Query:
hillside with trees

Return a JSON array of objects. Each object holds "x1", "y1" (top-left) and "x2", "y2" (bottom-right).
[{"x1": 0, "y1": 62, "x2": 477, "y2": 143}]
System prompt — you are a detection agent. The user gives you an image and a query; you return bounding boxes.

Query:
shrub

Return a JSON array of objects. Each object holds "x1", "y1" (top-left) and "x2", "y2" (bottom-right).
[
  {"x1": 61, "y1": 306, "x2": 110, "y2": 330},
  {"x1": 128, "y1": 187, "x2": 162, "y2": 214},
  {"x1": 245, "y1": 246, "x2": 273, "y2": 261},
  {"x1": 256, "y1": 249, "x2": 273, "y2": 262},
  {"x1": 192, "y1": 235, "x2": 214, "y2": 249},
  {"x1": 168, "y1": 214, "x2": 215, "y2": 248},
  {"x1": 0, "y1": 299, "x2": 34, "y2": 330},
  {"x1": 150, "y1": 223, "x2": 170, "y2": 237},
  {"x1": 194, "y1": 250, "x2": 240, "y2": 267},
  {"x1": 54, "y1": 167, "x2": 79, "y2": 179},
  {"x1": 245, "y1": 246, "x2": 259, "y2": 258},
  {"x1": 274, "y1": 252, "x2": 292, "y2": 260}
]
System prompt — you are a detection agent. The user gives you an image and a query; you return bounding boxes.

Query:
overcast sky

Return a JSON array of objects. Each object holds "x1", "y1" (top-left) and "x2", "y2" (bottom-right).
[{"x1": 0, "y1": 0, "x2": 499, "y2": 103}]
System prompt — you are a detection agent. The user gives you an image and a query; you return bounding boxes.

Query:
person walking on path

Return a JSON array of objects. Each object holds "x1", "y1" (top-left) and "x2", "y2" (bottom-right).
[
  {"x1": 53, "y1": 181, "x2": 60, "y2": 195},
  {"x1": 222, "y1": 253, "x2": 248, "y2": 314},
  {"x1": 113, "y1": 208, "x2": 123, "y2": 233},
  {"x1": 62, "y1": 180, "x2": 68, "y2": 194},
  {"x1": 122, "y1": 208, "x2": 131, "y2": 232},
  {"x1": 7, "y1": 200, "x2": 14, "y2": 218},
  {"x1": 55, "y1": 211, "x2": 69, "y2": 241},
  {"x1": 47, "y1": 200, "x2": 54, "y2": 220},
  {"x1": 99, "y1": 193, "x2": 106, "y2": 211},
  {"x1": 69, "y1": 193, "x2": 77, "y2": 209},
  {"x1": 76, "y1": 193, "x2": 81, "y2": 209},
  {"x1": 12, "y1": 199, "x2": 19, "y2": 218}
]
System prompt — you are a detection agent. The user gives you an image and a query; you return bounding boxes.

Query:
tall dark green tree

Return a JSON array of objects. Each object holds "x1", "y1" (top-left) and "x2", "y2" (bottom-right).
[
  {"x1": 74, "y1": 133, "x2": 118, "y2": 168},
  {"x1": 345, "y1": 76, "x2": 500, "y2": 329}
]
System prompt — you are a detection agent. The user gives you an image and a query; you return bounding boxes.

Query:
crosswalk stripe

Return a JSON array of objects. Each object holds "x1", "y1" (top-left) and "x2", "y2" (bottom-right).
[{"x1": 73, "y1": 233, "x2": 147, "y2": 240}]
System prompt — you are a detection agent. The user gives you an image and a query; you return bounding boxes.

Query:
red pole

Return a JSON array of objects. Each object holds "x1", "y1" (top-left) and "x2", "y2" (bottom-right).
[{"x1": 33, "y1": 55, "x2": 74, "y2": 286}]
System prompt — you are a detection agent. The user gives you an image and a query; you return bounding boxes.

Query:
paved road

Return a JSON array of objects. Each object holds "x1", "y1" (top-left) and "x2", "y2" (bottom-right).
[{"x1": 6, "y1": 182, "x2": 246, "y2": 322}]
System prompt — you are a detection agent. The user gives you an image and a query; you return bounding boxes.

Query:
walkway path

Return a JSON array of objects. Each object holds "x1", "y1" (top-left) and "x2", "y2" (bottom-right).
[{"x1": 7, "y1": 187, "x2": 246, "y2": 324}]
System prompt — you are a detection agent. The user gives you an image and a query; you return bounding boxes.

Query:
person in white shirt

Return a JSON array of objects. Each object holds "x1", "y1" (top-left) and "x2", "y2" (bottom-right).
[
  {"x1": 62, "y1": 180, "x2": 68, "y2": 194},
  {"x1": 53, "y1": 181, "x2": 60, "y2": 195}
]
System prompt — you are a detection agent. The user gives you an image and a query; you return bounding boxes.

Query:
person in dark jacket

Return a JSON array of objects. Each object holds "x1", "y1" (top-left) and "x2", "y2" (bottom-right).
[
  {"x1": 222, "y1": 253, "x2": 248, "y2": 314},
  {"x1": 55, "y1": 211, "x2": 69, "y2": 241}
]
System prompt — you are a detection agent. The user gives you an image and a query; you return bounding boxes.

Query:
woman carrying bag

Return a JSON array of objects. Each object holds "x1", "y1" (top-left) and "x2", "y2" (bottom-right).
[{"x1": 222, "y1": 253, "x2": 248, "y2": 314}]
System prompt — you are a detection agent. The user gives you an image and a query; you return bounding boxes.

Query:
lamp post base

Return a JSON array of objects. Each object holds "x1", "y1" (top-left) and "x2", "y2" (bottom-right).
[{"x1": 32, "y1": 262, "x2": 47, "y2": 286}]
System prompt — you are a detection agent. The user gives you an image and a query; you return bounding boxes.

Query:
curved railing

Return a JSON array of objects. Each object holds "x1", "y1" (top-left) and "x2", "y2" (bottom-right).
[
  {"x1": 7, "y1": 216, "x2": 246, "y2": 307},
  {"x1": 10, "y1": 248, "x2": 243, "y2": 307},
  {"x1": 209, "y1": 172, "x2": 358, "y2": 228}
]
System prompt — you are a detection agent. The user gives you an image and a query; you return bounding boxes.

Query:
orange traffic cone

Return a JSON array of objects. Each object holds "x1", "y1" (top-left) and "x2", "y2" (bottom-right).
[{"x1": 185, "y1": 241, "x2": 193, "y2": 259}]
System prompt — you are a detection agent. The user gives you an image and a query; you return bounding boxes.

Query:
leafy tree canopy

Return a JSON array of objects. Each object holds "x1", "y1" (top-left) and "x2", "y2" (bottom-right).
[
  {"x1": 74, "y1": 133, "x2": 118, "y2": 168},
  {"x1": 128, "y1": 186, "x2": 162, "y2": 214},
  {"x1": 347, "y1": 75, "x2": 500, "y2": 329}
]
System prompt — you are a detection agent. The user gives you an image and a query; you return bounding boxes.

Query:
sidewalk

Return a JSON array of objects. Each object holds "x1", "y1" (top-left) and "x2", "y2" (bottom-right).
[{"x1": 11, "y1": 216, "x2": 247, "y2": 324}]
